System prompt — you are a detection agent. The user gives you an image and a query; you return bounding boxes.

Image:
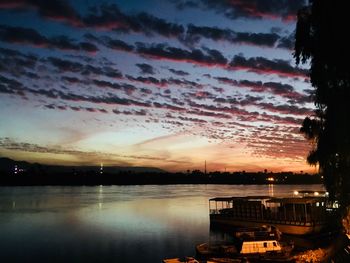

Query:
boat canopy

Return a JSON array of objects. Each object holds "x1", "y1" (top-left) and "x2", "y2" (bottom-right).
[
  {"x1": 209, "y1": 196, "x2": 326, "y2": 204},
  {"x1": 209, "y1": 196, "x2": 271, "y2": 202},
  {"x1": 266, "y1": 197, "x2": 326, "y2": 204}
]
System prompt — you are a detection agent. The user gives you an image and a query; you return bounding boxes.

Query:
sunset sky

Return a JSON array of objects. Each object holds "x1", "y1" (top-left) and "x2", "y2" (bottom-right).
[{"x1": 0, "y1": 0, "x2": 316, "y2": 173}]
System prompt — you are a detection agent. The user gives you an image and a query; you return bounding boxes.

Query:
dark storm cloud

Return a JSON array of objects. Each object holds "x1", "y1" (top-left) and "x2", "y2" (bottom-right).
[
  {"x1": 168, "y1": 68, "x2": 189, "y2": 76},
  {"x1": 48, "y1": 57, "x2": 83, "y2": 72},
  {"x1": 136, "y1": 63, "x2": 155, "y2": 75},
  {"x1": 79, "y1": 42, "x2": 98, "y2": 53},
  {"x1": 0, "y1": 47, "x2": 38, "y2": 78},
  {"x1": 125, "y1": 75, "x2": 203, "y2": 89},
  {"x1": 0, "y1": 0, "x2": 81, "y2": 25},
  {"x1": 0, "y1": 25, "x2": 47, "y2": 46},
  {"x1": 61, "y1": 76, "x2": 81, "y2": 84},
  {"x1": 1, "y1": 76, "x2": 144, "y2": 108},
  {"x1": 47, "y1": 57, "x2": 123, "y2": 79},
  {"x1": 84, "y1": 5, "x2": 184, "y2": 38},
  {"x1": 183, "y1": 24, "x2": 279, "y2": 47},
  {"x1": 0, "y1": 75, "x2": 23, "y2": 89},
  {"x1": 239, "y1": 95, "x2": 263, "y2": 105},
  {"x1": 82, "y1": 4, "x2": 139, "y2": 30},
  {"x1": 0, "y1": 83, "x2": 16, "y2": 94},
  {"x1": 136, "y1": 12, "x2": 185, "y2": 37},
  {"x1": 54, "y1": 90, "x2": 150, "y2": 107},
  {"x1": 186, "y1": 99, "x2": 306, "y2": 125},
  {"x1": 83, "y1": 65, "x2": 123, "y2": 79},
  {"x1": 136, "y1": 42, "x2": 227, "y2": 67},
  {"x1": 44, "y1": 103, "x2": 108, "y2": 113},
  {"x1": 1, "y1": 1, "x2": 295, "y2": 53},
  {"x1": 0, "y1": 74, "x2": 27, "y2": 96},
  {"x1": 153, "y1": 102, "x2": 185, "y2": 111},
  {"x1": 92, "y1": 79, "x2": 122, "y2": 90},
  {"x1": 126, "y1": 75, "x2": 167, "y2": 87},
  {"x1": 113, "y1": 109, "x2": 148, "y2": 116},
  {"x1": 277, "y1": 32, "x2": 295, "y2": 50},
  {"x1": 214, "y1": 77, "x2": 308, "y2": 102},
  {"x1": 178, "y1": 116, "x2": 207, "y2": 123},
  {"x1": 256, "y1": 102, "x2": 313, "y2": 116},
  {"x1": 0, "y1": 25, "x2": 98, "y2": 52},
  {"x1": 101, "y1": 37, "x2": 135, "y2": 52},
  {"x1": 167, "y1": 77, "x2": 203, "y2": 89},
  {"x1": 263, "y1": 82, "x2": 302, "y2": 99},
  {"x1": 186, "y1": 109, "x2": 231, "y2": 119},
  {"x1": 0, "y1": 2, "x2": 181, "y2": 38},
  {"x1": 0, "y1": 137, "x2": 95, "y2": 155},
  {"x1": 228, "y1": 55, "x2": 308, "y2": 78},
  {"x1": 173, "y1": 0, "x2": 305, "y2": 21},
  {"x1": 185, "y1": 91, "x2": 215, "y2": 100}
]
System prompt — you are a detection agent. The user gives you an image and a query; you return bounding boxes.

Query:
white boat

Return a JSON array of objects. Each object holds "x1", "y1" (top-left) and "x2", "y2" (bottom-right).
[
  {"x1": 209, "y1": 194, "x2": 338, "y2": 235},
  {"x1": 162, "y1": 257, "x2": 199, "y2": 263}
]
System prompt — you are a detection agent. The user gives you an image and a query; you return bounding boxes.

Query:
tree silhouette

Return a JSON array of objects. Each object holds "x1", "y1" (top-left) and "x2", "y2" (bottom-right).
[{"x1": 295, "y1": 0, "x2": 350, "y2": 207}]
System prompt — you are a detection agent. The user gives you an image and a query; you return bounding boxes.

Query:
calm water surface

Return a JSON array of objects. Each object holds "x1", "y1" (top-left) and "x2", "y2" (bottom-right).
[{"x1": 0, "y1": 184, "x2": 323, "y2": 262}]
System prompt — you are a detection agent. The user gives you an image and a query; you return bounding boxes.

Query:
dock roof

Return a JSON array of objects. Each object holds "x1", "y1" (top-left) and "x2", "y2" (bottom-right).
[
  {"x1": 209, "y1": 196, "x2": 270, "y2": 202},
  {"x1": 266, "y1": 197, "x2": 326, "y2": 204},
  {"x1": 209, "y1": 196, "x2": 326, "y2": 204}
]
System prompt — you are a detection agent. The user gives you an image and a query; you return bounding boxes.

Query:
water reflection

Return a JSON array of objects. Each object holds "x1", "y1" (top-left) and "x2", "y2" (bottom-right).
[
  {"x1": 268, "y1": 183, "x2": 274, "y2": 196},
  {"x1": 0, "y1": 184, "x2": 324, "y2": 262}
]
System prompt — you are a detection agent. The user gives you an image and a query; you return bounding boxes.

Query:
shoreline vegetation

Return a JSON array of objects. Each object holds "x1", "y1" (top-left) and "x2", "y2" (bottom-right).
[{"x1": 0, "y1": 157, "x2": 322, "y2": 186}]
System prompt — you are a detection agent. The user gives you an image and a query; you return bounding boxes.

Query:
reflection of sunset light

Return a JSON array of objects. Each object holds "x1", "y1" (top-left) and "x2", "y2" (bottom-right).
[{"x1": 268, "y1": 184, "x2": 274, "y2": 196}]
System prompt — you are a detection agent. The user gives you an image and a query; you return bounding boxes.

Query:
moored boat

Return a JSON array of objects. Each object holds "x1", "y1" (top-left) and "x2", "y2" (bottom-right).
[
  {"x1": 196, "y1": 238, "x2": 293, "y2": 261},
  {"x1": 209, "y1": 194, "x2": 338, "y2": 235},
  {"x1": 162, "y1": 257, "x2": 199, "y2": 263}
]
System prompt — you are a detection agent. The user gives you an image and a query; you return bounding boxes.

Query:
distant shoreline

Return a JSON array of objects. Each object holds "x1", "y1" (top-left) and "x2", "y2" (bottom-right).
[
  {"x1": 1, "y1": 157, "x2": 322, "y2": 186},
  {"x1": 0, "y1": 172, "x2": 322, "y2": 186}
]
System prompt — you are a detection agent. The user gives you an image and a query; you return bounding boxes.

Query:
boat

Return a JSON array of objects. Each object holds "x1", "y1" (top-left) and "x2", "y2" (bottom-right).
[
  {"x1": 196, "y1": 238, "x2": 293, "y2": 261},
  {"x1": 162, "y1": 257, "x2": 199, "y2": 263},
  {"x1": 206, "y1": 258, "x2": 241, "y2": 263},
  {"x1": 209, "y1": 194, "x2": 338, "y2": 235},
  {"x1": 234, "y1": 225, "x2": 281, "y2": 240}
]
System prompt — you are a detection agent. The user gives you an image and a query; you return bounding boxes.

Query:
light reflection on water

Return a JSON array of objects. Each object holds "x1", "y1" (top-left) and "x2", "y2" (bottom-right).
[{"x1": 0, "y1": 184, "x2": 323, "y2": 262}]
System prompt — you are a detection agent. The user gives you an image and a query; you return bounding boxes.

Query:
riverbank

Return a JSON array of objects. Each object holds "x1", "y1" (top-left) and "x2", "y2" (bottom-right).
[{"x1": 0, "y1": 172, "x2": 322, "y2": 186}]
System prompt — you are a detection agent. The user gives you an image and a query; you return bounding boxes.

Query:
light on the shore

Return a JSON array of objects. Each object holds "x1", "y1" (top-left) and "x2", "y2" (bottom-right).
[
  {"x1": 267, "y1": 177, "x2": 274, "y2": 182},
  {"x1": 293, "y1": 191, "x2": 299, "y2": 195},
  {"x1": 314, "y1": 191, "x2": 319, "y2": 196}
]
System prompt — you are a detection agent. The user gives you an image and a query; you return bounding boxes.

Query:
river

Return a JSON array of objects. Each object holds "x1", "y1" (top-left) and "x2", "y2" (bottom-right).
[{"x1": 0, "y1": 184, "x2": 324, "y2": 262}]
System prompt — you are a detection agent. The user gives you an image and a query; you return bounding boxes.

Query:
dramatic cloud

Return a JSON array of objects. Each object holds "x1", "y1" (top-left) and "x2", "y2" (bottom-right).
[
  {"x1": 184, "y1": 24, "x2": 280, "y2": 47},
  {"x1": 277, "y1": 32, "x2": 295, "y2": 50},
  {"x1": 228, "y1": 55, "x2": 308, "y2": 78},
  {"x1": 214, "y1": 77, "x2": 307, "y2": 101},
  {"x1": 256, "y1": 102, "x2": 312, "y2": 116},
  {"x1": 168, "y1": 68, "x2": 189, "y2": 76},
  {"x1": 113, "y1": 108, "x2": 148, "y2": 116},
  {"x1": 173, "y1": 0, "x2": 305, "y2": 22},
  {"x1": 0, "y1": 0, "x2": 81, "y2": 25},
  {"x1": 136, "y1": 63, "x2": 156, "y2": 75},
  {"x1": 0, "y1": 1, "x2": 315, "y2": 172},
  {"x1": 136, "y1": 42, "x2": 227, "y2": 67},
  {"x1": 136, "y1": 12, "x2": 185, "y2": 37},
  {"x1": 47, "y1": 57, "x2": 123, "y2": 78},
  {"x1": 0, "y1": 25, "x2": 98, "y2": 52}
]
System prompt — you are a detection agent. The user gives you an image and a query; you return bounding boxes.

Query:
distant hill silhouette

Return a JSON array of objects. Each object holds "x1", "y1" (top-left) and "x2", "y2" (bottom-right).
[
  {"x1": 0, "y1": 156, "x2": 322, "y2": 186},
  {"x1": 0, "y1": 157, "x2": 166, "y2": 174}
]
